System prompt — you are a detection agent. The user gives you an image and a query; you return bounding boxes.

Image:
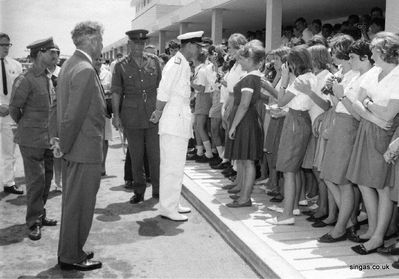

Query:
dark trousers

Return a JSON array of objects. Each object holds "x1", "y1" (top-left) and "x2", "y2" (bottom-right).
[
  {"x1": 125, "y1": 127, "x2": 160, "y2": 195},
  {"x1": 124, "y1": 147, "x2": 150, "y2": 181},
  {"x1": 19, "y1": 146, "x2": 53, "y2": 228},
  {"x1": 58, "y1": 159, "x2": 101, "y2": 264}
]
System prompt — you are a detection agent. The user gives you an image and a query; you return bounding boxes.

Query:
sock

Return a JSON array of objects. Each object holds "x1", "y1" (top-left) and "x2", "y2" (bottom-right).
[
  {"x1": 216, "y1": 146, "x2": 224, "y2": 158},
  {"x1": 196, "y1": 145, "x2": 204, "y2": 156},
  {"x1": 203, "y1": 141, "x2": 213, "y2": 158}
]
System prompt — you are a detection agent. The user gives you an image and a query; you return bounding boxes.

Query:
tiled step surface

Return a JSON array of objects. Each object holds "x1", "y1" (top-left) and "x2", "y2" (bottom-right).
[{"x1": 182, "y1": 161, "x2": 399, "y2": 279}]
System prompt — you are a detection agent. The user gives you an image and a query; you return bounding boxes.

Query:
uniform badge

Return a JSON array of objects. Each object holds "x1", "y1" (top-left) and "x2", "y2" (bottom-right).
[{"x1": 174, "y1": 57, "x2": 181, "y2": 64}]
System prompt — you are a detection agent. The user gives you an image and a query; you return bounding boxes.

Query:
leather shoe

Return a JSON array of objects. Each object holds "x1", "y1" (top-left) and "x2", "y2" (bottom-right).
[
  {"x1": 393, "y1": 260, "x2": 399, "y2": 269},
  {"x1": 42, "y1": 217, "x2": 57, "y2": 226},
  {"x1": 265, "y1": 217, "x2": 295, "y2": 225},
  {"x1": 223, "y1": 169, "x2": 237, "y2": 177},
  {"x1": 227, "y1": 188, "x2": 240, "y2": 194},
  {"x1": 226, "y1": 200, "x2": 252, "y2": 208},
  {"x1": 124, "y1": 180, "x2": 133, "y2": 189},
  {"x1": 129, "y1": 193, "x2": 144, "y2": 204},
  {"x1": 59, "y1": 259, "x2": 102, "y2": 271},
  {"x1": 312, "y1": 220, "x2": 336, "y2": 228},
  {"x1": 4, "y1": 185, "x2": 23, "y2": 195},
  {"x1": 211, "y1": 161, "x2": 231, "y2": 170},
  {"x1": 377, "y1": 244, "x2": 399, "y2": 255},
  {"x1": 209, "y1": 157, "x2": 222, "y2": 167},
  {"x1": 221, "y1": 166, "x2": 233, "y2": 175},
  {"x1": 160, "y1": 213, "x2": 188, "y2": 222},
  {"x1": 351, "y1": 244, "x2": 383, "y2": 255},
  {"x1": 178, "y1": 206, "x2": 191, "y2": 214},
  {"x1": 28, "y1": 224, "x2": 41, "y2": 241},
  {"x1": 269, "y1": 194, "x2": 284, "y2": 203},
  {"x1": 347, "y1": 233, "x2": 369, "y2": 243},
  {"x1": 221, "y1": 184, "x2": 236, "y2": 190},
  {"x1": 318, "y1": 232, "x2": 347, "y2": 243},
  {"x1": 306, "y1": 214, "x2": 327, "y2": 222}
]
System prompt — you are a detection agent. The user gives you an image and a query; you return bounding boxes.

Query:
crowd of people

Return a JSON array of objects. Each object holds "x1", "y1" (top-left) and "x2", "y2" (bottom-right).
[{"x1": 1, "y1": 4, "x2": 399, "y2": 272}]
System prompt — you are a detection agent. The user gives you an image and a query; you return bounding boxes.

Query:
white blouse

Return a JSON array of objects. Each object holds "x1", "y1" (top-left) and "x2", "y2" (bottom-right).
[{"x1": 286, "y1": 72, "x2": 317, "y2": 111}]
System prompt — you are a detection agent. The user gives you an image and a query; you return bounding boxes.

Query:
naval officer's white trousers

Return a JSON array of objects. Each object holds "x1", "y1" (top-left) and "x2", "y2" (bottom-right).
[
  {"x1": 0, "y1": 115, "x2": 17, "y2": 187},
  {"x1": 159, "y1": 134, "x2": 188, "y2": 215}
]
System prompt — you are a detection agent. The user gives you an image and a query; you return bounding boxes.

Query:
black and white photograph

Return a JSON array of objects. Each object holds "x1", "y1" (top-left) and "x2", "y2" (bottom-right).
[{"x1": 1, "y1": 0, "x2": 399, "y2": 278}]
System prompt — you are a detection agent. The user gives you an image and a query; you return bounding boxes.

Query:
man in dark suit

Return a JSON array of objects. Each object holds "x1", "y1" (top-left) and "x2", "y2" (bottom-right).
[{"x1": 51, "y1": 21, "x2": 105, "y2": 271}]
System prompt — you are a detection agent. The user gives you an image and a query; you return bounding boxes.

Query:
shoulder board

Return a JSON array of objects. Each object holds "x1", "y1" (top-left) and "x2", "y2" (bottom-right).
[{"x1": 174, "y1": 57, "x2": 181, "y2": 65}]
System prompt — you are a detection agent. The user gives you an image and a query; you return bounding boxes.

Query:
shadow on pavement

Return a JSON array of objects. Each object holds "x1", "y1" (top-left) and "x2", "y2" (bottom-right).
[
  {"x1": 0, "y1": 224, "x2": 27, "y2": 246},
  {"x1": 137, "y1": 216, "x2": 185, "y2": 237},
  {"x1": 18, "y1": 265, "x2": 84, "y2": 279},
  {"x1": 6, "y1": 195, "x2": 26, "y2": 206},
  {"x1": 95, "y1": 198, "x2": 158, "y2": 222},
  {"x1": 109, "y1": 184, "x2": 133, "y2": 192},
  {"x1": 0, "y1": 191, "x2": 10, "y2": 201}
]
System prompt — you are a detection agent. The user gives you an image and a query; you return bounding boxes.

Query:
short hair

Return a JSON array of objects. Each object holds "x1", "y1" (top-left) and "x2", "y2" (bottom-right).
[
  {"x1": 287, "y1": 45, "x2": 313, "y2": 76},
  {"x1": 307, "y1": 35, "x2": 328, "y2": 47},
  {"x1": 228, "y1": 33, "x2": 247, "y2": 49},
  {"x1": 341, "y1": 25, "x2": 361, "y2": 40},
  {"x1": 283, "y1": 25, "x2": 294, "y2": 33},
  {"x1": 295, "y1": 17, "x2": 307, "y2": 25},
  {"x1": 370, "y1": 32, "x2": 399, "y2": 64},
  {"x1": 330, "y1": 34, "x2": 355, "y2": 60},
  {"x1": 238, "y1": 40, "x2": 265, "y2": 65},
  {"x1": 348, "y1": 14, "x2": 360, "y2": 24},
  {"x1": 0, "y1": 33, "x2": 10, "y2": 41},
  {"x1": 348, "y1": 40, "x2": 374, "y2": 64},
  {"x1": 71, "y1": 21, "x2": 104, "y2": 47},
  {"x1": 312, "y1": 19, "x2": 322, "y2": 27},
  {"x1": 333, "y1": 24, "x2": 342, "y2": 33},
  {"x1": 168, "y1": 40, "x2": 180, "y2": 49},
  {"x1": 370, "y1": 17, "x2": 385, "y2": 30},
  {"x1": 371, "y1": 7, "x2": 383, "y2": 17},
  {"x1": 308, "y1": 44, "x2": 332, "y2": 70},
  {"x1": 269, "y1": 46, "x2": 290, "y2": 63}
]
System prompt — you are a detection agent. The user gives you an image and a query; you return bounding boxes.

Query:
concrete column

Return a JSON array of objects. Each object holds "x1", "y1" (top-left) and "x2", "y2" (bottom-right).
[
  {"x1": 211, "y1": 9, "x2": 223, "y2": 45},
  {"x1": 159, "y1": 30, "x2": 166, "y2": 53},
  {"x1": 179, "y1": 22, "x2": 189, "y2": 34},
  {"x1": 386, "y1": 0, "x2": 399, "y2": 33},
  {"x1": 265, "y1": 0, "x2": 282, "y2": 51}
]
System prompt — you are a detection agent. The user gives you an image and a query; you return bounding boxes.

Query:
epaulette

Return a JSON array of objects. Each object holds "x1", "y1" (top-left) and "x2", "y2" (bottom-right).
[{"x1": 174, "y1": 57, "x2": 181, "y2": 65}]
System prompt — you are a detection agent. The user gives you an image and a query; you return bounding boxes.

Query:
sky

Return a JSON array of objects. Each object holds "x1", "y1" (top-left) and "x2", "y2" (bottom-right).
[{"x1": 1, "y1": 0, "x2": 134, "y2": 58}]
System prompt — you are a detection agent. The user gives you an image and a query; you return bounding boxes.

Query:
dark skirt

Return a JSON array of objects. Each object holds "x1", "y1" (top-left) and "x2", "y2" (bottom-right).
[
  {"x1": 388, "y1": 128, "x2": 399, "y2": 202},
  {"x1": 320, "y1": 112, "x2": 359, "y2": 185},
  {"x1": 224, "y1": 106, "x2": 263, "y2": 160},
  {"x1": 346, "y1": 119, "x2": 394, "y2": 189},
  {"x1": 302, "y1": 134, "x2": 317, "y2": 169},
  {"x1": 264, "y1": 116, "x2": 285, "y2": 169},
  {"x1": 276, "y1": 109, "x2": 311, "y2": 173}
]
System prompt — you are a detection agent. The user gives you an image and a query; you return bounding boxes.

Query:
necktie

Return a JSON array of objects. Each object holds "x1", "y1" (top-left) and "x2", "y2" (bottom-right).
[{"x1": 1, "y1": 58, "x2": 7, "y2": 95}]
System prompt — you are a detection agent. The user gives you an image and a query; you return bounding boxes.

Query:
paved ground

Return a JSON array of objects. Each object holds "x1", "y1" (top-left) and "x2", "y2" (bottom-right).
[{"x1": 0, "y1": 135, "x2": 259, "y2": 279}]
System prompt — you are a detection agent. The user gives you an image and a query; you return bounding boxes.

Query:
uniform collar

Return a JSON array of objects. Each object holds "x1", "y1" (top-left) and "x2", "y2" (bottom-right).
[{"x1": 31, "y1": 63, "x2": 48, "y2": 77}]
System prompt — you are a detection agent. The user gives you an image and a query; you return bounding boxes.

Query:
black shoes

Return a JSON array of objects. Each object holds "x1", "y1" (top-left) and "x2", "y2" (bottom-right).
[
  {"x1": 209, "y1": 157, "x2": 222, "y2": 166},
  {"x1": 195, "y1": 155, "x2": 213, "y2": 163},
  {"x1": 59, "y1": 259, "x2": 102, "y2": 271},
  {"x1": 42, "y1": 217, "x2": 57, "y2": 226},
  {"x1": 318, "y1": 232, "x2": 347, "y2": 243},
  {"x1": 4, "y1": 185, "x2": 23, "y2": 195},
  {"x1": 211, "y1": 161, "x2": 231, "y2": 170},
  {"x1": 124, "y1": 180, "x2": 133, "y2": 189},
  {"x1": 28, "y1": 224, "x2": 41, "y2": 241},
  {"x1": 130, "y1": 193, "x2": 144, "y2": 204}
]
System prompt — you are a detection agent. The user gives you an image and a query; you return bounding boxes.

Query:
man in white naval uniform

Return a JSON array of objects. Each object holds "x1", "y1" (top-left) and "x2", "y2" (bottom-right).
[
  {"x1": 0, "y1": 33, "x2": 23, "y2": 195},
  {"x1": 150, "y1": 31, "x2": 205, "y2": 221}
]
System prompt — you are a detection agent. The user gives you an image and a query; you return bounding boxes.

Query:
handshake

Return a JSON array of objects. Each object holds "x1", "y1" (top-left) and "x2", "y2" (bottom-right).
[{"x1": 50, "y1": 137, "x2": 64, "y2": 158}]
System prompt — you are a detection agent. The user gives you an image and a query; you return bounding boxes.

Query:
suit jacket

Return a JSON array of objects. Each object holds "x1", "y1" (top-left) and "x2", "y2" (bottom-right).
[{"x1": 55, "y1": 50, "x2": 106, "y2": 163}]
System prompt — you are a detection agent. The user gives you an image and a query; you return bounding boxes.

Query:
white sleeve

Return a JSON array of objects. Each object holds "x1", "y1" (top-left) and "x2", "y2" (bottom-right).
[{"x1": 157, "y1": 61, "x2": 179, "y2": 102}]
